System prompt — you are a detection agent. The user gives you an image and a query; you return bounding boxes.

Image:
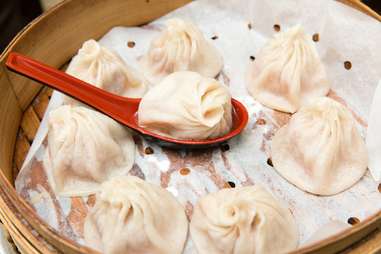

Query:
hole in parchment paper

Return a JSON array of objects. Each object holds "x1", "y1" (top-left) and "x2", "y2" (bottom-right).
[
  {"x1": 256, "y1": 118, "x2": 266, "y2": 125},
  {"x1": 248, "y1": 23, "x2": 253, "y2": 30},
  {"x1": 144, "y1": 147, "x2": 154, "y2": 155},
  {"x1": 211, "y1": 35, "x2": 218, "y2": 40},
  {"x1": 273, "y1": 24, "x2": 281, "y2": 32},
  {"x1": 344, "y1": 61, "x2": 352, "y2": 70},
  {"x1": 250, "y1": 55, "x2": 255, "y2": 61},
  {"x1": 267, "y1": 158, "x2": 273, "y2": 167},
  {"x1": 378, "y1": 183, "x2": 381, "y2": 193},
  {"x1": 221, "y1": 143, "x2": 230, "y2": 152},
  {"x1": 227, "y1": 181, "x2": 236, "y2": 188},
  {"x1": 312, "y1": 33, "x2": 320, "y2": 42},
  {"x1": 347, "y1": 217, "x2": 360, "y2": 225},
  {"x1": 127, "y1": 41, "x2": 136, "y2": 48},
  {"x1": 180, "y1": 168, "x2": 191, "y2": 175}
]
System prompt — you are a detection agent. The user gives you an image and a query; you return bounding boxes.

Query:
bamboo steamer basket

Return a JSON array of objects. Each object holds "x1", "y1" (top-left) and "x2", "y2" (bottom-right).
[{"x1": 0, "y1": 0, "x2": 380, "y2": 253}]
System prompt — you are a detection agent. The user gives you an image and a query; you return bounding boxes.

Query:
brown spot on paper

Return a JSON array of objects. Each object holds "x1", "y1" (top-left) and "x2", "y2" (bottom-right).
[
  {"x1": 344, "y1": 61, "x2": 352, "y2": 70},
  {"x1": 273, "y1": 24, "x2": 281, "y2": 32},
  {"x1": 227, "y1": 181, "x2": 236, "y2": 188},
  {"x1": 144, "y1": 146, "x2": 154, "y2": 155},
  {"x1": 256, "y1": 118, "x2": 266, "y2": 125},
  {"x1": 180, "y1": 168, "x2": 191, "y2": 175},
  {"x1": 162, "y1": 148, "x2": 226, "y2": 189},
  {"x1": 127, "y1": 41, "x2": 136, "y2": 48},
  {"x1": 267, "y1": 158, "x2": 273, "y2": 167},
  {"x1": 347, "y1": 217, "x2": 360, "y2": 225},
  {"x1": 312, "y1": 33, "x2": 320, "y2": 42}
]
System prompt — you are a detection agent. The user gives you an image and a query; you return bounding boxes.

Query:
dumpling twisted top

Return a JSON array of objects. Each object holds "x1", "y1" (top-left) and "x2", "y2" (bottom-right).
[
  {"x1": 190, "y1": 185, "x2": 298, "y2": 254},
  {"x1": 137, "y1": 71, "x2": 232, "y2": 140},
  {"x1": 44, "y1": 105, "x2": 135, "y2": 196},
  {"x1": 140, "y1": 18, "x2": 223, "y2": 84},
  {"x1": 84, "y1": 176, "x2": 188, "y2": 254},
  {"x1": 66, "y1": 39, "x2": 148, "y2": 102},
  {"x1": 271, "y1": 97, "x2": 368, "y2": 195},
  {"x1": 246, "y1": 25, "x2": 329, "y2": 113}
]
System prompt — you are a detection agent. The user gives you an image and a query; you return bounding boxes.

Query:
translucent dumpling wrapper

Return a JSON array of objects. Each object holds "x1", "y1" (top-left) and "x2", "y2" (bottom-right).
[
  {"x1": 271, "y1": 97, "x2": 368, "y2": 195},
  {"x1": 366, "y1": 80, "x2": 381, "y2": 183},
  {"x1": 84, "y1": 176, "x2": 188, "y2": 254},
  {"x1": 190, "y1": 185, "x2": 298, "y2": 254},
  {"x1": 139, "y1": 18, "x2": 223, "y2": 84},
  {"x1": 65, "y1": 39, "x2": 148, "y2": 103},
  {"x1": 43, "y1": 105, "x2": 135, "y2": 196},
  {"x1": 246, "y1": 25, "x2": 330, "y2": 113},
  {"x1": 137, "y1": 71, "x2": 233, "y2": 140}
]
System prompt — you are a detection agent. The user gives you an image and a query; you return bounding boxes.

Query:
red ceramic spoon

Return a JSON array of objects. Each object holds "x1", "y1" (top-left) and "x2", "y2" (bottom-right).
[{"x1": 6, "y1": 52, "x2": 248, "y2": 148}]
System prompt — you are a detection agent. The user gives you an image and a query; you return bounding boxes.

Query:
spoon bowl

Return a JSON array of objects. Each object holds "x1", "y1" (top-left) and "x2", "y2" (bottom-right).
[{"x1": 6, "y1": 52, "x2": 248, "y2": 148}]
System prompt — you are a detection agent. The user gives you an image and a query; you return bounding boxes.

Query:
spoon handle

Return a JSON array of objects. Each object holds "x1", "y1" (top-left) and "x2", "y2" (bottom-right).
[{"x1": 6, "y1": 52, "x2": 139, "y2": 127}]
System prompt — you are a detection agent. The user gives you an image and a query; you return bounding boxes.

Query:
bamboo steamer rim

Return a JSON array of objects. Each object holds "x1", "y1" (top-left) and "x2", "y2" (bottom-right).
[{"x1": 0, "y1": 0, "x2": 380, "y2": 253}]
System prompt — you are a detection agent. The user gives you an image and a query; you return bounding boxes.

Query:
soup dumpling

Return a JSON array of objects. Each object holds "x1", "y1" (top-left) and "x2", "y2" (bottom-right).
[
  {"x1": 84, "y1": 176, "x2": 188, "y2": 254},
  {"x1": 139, "y1": 18, "x2": 223, "y2": 84},
  {"x1": 66, "y1": 39, "x2": 148, "y2": 103},
  {"x1": 190, "y1": 185, "x2": 298, "y2": 254},
  {"x1": 246, "y1": 25, "x2": 329, "y2": 113},
  {"x1": 271, "y1": 97, "x2": 368, "y2": 195},
  {"x1": 137, "y1": 71, "x2": 232, "y2": 140},
  {"x1": 44, "y1": 105, "x2": 135, "y2": 196}
]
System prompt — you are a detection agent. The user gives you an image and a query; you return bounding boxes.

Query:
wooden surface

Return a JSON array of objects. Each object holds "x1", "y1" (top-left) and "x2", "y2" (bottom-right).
[
  {"x1": 341, "y1": 229, "x2": 381, "y2": 253},
  {"x1": 13, "y1": 87, "x2": 51, "y2": 179},
  {"x1": 0, "y1": 66, "x2": 22, "y2": 183},
  {"x1": 1, "y1": 0, "x2": 381, "y2": 253},
  {"x1": 339, "y1": 0, "x2": 381, "y2": 21}
]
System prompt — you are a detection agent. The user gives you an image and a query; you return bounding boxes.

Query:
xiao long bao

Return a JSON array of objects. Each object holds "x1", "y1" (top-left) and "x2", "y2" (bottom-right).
[
  {"x1": 246, "y1": 25, "x2": 330, "y2": 113},
  {"x1": 44, "y1": 105, "x2": 135, "y2": 196},
  {"x1": 190, "y1": 185, "x2": 298, "y2": 254},
  {"x1": 139, "y1": 18, "x2": 223, "y2": 84},
  {"x1": 65, "y1": 39, "x2": 148, "y2": 104},
  {"x1": 84, "y1": 176, "x2": 188, "y2": 254},
  {"x1": 271, "y1": 97, "x2": 368, "y2": 195},
  {"x1": 138, "y1": 71, "x2": 233, "y2": 140}
]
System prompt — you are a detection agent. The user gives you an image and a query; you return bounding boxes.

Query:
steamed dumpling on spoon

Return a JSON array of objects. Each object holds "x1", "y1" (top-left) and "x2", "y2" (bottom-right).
[
  {"x1": 271, "y1": 97, "x2": 368, "y2": 195},
  {"x1": 7, "y1": 53, "x2": 247, "y2": 147},
  {"x1": 246, "y1": 25, "x2": 330, "y2": 113},
  {"x1": 137, "y1": 71, "x2": 232, "y2": 140},
  {"x1": 139, "y1": 18, "x2": 223, "y2": 84}
]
